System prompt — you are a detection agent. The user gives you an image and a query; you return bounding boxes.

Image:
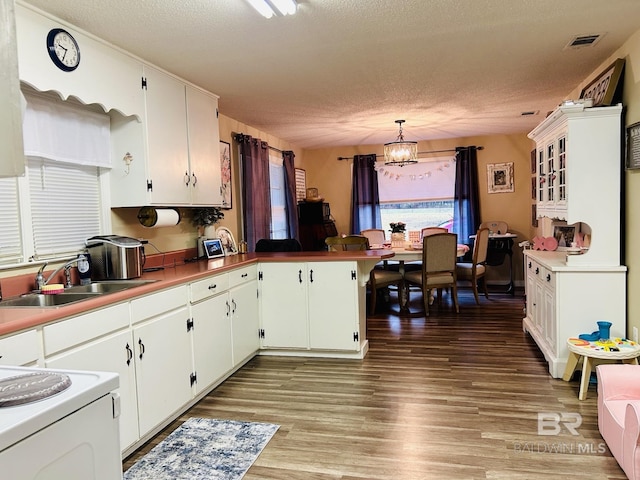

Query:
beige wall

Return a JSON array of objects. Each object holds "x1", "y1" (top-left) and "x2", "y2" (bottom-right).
[{"x1": 300, "y1": 133, "x2": 534, "y2": 285}]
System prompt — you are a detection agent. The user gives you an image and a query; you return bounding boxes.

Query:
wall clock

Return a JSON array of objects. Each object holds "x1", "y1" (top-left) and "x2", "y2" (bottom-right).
[{"x1": 46, "y1": 28, "x2": 80, "y2": 72}]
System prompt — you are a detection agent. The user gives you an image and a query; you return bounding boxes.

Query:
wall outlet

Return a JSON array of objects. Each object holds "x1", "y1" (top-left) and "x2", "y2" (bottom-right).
[{"x1": 633, "y1": 327, "x2": 638, "y2": 343}]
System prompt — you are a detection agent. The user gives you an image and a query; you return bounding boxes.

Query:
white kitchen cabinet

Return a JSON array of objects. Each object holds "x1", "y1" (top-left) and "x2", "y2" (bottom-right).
[
  {"x1": 46, "y1": 329, "x2": 139, "y2": 451},
  {"x1": 308, "y1": 262, "x2": 360, "y2": 351},
  {"x1": 258, "y1": 261, "x2": 362, "y2": 353},
  {"x1": 528, "y1": 103, "x2": 623, "y2": 266},
  {"x1": 259, "y1": 262, "x2": 309, "y2": 349},
  {"x1": 523, "y1": 250, "x2": 626, "y2": 378},
  {"x1": 185, "y1": 85, "x2": 223, "y2": 206},
  {"x1": 16, "y1": 4, "x2": 143, "y2": 120},
  {"x1": 229, "y1": 266, "x2": 259, "y2": 366},
  {"x1": 189, "y1": 273, "x2": 233, "y2": 394},
  {"x1": 43, "y1": 303, "x2": 139, "y2": 450},
  {"x1": 110, "y1": 66, "x2": 221, "y2": 207},
  {"x1": 130, "y1": 285, "x2": 192, "y2": 436},
  {"x1": 0, "y1": 329, "x2": 39, "y2": 366}
]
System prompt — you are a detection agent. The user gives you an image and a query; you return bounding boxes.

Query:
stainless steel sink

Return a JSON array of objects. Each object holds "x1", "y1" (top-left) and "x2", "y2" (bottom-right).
[
  {"x1": 64, "y1": 280, "x2": 157, "y2": 294},
  {"x1": 0, "y1": 280, "x2": 157, "y2": 308},
  {"x1": 0, "y1": 292, "x2": 101, "y2": 308}
]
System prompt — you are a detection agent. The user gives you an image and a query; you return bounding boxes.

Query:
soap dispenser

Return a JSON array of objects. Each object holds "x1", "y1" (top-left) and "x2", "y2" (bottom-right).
[{"x1": 77, "y1": 253, "x2": 92, "y2": 285}]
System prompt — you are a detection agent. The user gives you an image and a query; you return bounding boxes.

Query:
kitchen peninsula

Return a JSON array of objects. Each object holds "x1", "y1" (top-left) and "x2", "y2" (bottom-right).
[{"x1": 0, "y1": 249, "x2": 391, "y2": 457}]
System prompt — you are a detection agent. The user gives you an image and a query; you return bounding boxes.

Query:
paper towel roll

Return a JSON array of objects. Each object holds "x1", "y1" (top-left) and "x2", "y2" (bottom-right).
[{"x1": 137, "y1": 207, "x2": 181, "y2": 228}]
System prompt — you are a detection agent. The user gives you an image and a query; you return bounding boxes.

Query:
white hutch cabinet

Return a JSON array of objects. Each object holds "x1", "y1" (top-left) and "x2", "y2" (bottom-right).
[{"x1": 523, "y1": 103, "x2": 627, "y2": 378}]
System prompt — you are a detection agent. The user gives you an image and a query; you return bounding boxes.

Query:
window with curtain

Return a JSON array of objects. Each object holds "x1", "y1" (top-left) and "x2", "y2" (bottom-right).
[
  {"x1": 0, "y1": 90, "x2": 110, "y2": 266},
  {"x1": 269, "y1": 154, "x2": 287, "y2": 239},
  {"x1": 377, "y1": 156, "x2": 456, "y2": 233}
]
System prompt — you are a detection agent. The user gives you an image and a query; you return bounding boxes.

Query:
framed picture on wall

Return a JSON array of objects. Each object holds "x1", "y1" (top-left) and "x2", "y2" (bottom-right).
[
  {"x1": 220, "y1": 140, "x2": 232, "y2": 208},
  {"x1": 487, "y1": 162, "x2": 514, "y2": 194}
]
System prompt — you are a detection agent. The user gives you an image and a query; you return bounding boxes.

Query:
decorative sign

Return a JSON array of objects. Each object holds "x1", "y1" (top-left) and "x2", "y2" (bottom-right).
[
  {"x1": 295, "y1": 168, "x2": 306, "y2": 202},
  {"x1": 487, "y1": 162, "x2": 514, "y2": 194},
  {"x1": 626, "y1": 122, "x2": 640, "y2": 170},
  {"x1": 580, "y1": 58, "x2": 625, "y2": 107}
]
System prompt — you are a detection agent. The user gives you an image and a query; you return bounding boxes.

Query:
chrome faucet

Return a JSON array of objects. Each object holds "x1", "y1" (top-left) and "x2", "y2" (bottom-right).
[
  {"x1": 34, "y1": 263, "x2": 48, "y2": 291},
  {"x1": 35, "y1": 258, "x2": 81, "y2": 291}
]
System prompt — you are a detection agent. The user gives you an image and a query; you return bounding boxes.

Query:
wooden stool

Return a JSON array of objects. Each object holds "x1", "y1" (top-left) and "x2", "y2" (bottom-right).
[{"x1": 563, "y1": 337, "x2": 640, "y2": 400}]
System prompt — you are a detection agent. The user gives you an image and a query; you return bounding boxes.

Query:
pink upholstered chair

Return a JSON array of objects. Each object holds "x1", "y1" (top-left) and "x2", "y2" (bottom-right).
[{"x1": 597, "y1": 364, "x2": 640, "y2": 479}]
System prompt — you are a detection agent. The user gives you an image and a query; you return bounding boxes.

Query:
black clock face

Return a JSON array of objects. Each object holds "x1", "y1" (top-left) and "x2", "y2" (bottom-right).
[{"x1": 46, "y1": 28, "x2": 80, "y2": 72}]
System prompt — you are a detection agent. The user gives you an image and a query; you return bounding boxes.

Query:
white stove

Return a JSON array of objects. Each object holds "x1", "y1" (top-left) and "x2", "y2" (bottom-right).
[{"x1": 0, "y1": 365, "x2": 122, "y2": 480}]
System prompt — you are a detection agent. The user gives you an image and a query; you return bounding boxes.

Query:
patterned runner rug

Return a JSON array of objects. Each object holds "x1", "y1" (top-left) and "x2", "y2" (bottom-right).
[{"x1": 124, "y1": 418, "x2": 279, "y2": 480}]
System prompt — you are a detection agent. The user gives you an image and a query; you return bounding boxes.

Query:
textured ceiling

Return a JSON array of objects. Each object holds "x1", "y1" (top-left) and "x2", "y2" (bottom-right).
[{"x1": 20, "y1": 0, "x2": 640, "y2": 149}]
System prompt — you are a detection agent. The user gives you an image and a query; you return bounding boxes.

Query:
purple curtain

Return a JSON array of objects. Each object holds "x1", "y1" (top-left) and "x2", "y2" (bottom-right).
[
  {"x1": 282, "y1": 150, "x2": 299, "y2": 241},
  {"x1": 237, "y1": 134, "x2": 271, "y2": 252},
  {"x1": 453, "y1": 146, "x2": 480, "y2": 245},
  {"x1": 351, "y1": 154, "x2": 381, "y2": 234}
]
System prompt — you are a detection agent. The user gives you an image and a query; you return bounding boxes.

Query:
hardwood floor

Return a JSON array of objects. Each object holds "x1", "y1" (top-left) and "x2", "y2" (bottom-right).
[{"x1": 123, "y1": 287, "x2": 627, "y2": 479}]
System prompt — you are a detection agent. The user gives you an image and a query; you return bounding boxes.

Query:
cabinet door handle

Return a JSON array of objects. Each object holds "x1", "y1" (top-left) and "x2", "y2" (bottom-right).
[
  {"x1": 191, "y1": 173, "x2": 197, "y2": 186},
  {"x1": 298, "y1": 270, "x2": 302, "y2": 283},
  {"x1": 226, "y1": 300, "x2": 230, "y2": 316},
  {"x1": 208, "y1": 284, "x2": 217, "y2": 290},
  {"x1": 241, "y1": 273, "x2": 248, "y2": 278},
  {"x1": 535, "y1": 267, "x2": 539, "y2": 275},
  {"x1": 184, "y1": 171, "x2": 190, "y2": 186},
  {"x1": 232, "y1": 299, "x2": 237, "y2": 314},
  {"x1": 528, "y1": 261, "x2": 531, "y2": 269},
  {"x1": 125, "y1": 343, "x2": 133, "y2": 366},
  {"x1": 138, "y1": 338, "x2": 145, "y2": 360},
  {"x1": 546, "y1": 274, "x2": 551, "y2": 282},
  {"x1": 309, "y1": 269, "x2": 314, "y2": 283}
]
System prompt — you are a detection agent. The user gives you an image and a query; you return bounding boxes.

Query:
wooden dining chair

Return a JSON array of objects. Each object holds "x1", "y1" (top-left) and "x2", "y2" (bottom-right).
[
  {"x1": 404, "y1": 232, "x2": 459, "y2": 316},
  {"x1": 420, "y1": 226, "x2": 448, "y2": 239},
  {"x1": 360, "y1": 229, "x2": 386, "y2": 246},
  {"x1": 325, "y1": 235, "x2": 369, "y2": 251},
  {"x1": 456, "y1": 227, "x2": 490, "y2": 304},
  {"x1": 326, "y1": 235, "x2": 403, "y2": 313}
]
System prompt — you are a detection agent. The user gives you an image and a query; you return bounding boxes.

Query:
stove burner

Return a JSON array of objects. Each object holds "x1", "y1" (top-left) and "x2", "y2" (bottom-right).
[{"x1": 0, "y1": 372, "x2": 71, "y2": 407}]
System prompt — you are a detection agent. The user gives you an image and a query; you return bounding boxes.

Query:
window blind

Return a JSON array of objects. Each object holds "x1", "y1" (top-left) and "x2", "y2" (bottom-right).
[
  {"x1": 28, "y1": 157, "x2": 101, "y2": 258},
  {"x1": 0, "y1": 177, "x2": 22, "y2": 263}
]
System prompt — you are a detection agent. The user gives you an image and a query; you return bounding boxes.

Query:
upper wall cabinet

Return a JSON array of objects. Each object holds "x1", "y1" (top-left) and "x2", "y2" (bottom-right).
[
  {"x1": 528, "y1": 103, "x2": 623, "y2": 266},
  {"x1": 15, "y1": 4, "x2": 144, "y2": 119},
  {"x1": 0, "y1": 0, "x2": 25, "y2": 177},
  {"x1": 110, "y1": 66, "x2": 222, "y2": 207}
]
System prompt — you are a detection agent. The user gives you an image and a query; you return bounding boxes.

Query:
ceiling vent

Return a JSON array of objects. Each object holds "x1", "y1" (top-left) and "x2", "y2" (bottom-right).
[
  {"x1": 564, "y1": 34, "x2": 604, "y2": 50},
  {"x1": 521, "y1": 111, "x2": 539, "y2": 116}
]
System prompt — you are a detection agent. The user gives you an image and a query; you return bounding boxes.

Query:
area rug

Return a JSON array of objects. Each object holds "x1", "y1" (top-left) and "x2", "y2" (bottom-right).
[{"x1": 124, "y1": 418, "x2": 279, "y2": 480}]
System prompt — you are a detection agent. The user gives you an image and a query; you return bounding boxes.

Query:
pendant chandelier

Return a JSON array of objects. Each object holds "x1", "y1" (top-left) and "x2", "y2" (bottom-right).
[{"x1": 383, "y1": 120, "x2": 418, "y2": 167}]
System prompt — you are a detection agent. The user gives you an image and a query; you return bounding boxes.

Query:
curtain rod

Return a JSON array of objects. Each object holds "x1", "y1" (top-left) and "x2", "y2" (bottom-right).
[
  {"x1": 233, "y1": 132, "x2": 284, "y2": 154},
  {"x1": 336, "y1": 146, "x2": 484, "y2": 161}
]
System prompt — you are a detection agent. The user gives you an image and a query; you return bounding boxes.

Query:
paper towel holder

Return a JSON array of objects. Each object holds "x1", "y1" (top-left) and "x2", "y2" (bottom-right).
[{"x1": 137, "y1": 207, "x2": 181, "y2": 227}]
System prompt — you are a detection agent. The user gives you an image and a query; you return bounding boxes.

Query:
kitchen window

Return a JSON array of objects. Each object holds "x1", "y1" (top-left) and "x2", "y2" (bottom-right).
[
  {"x1": 269, "y1": 155, "x2": 287, "y2": 239},
  {"x1": 377, "y1": 157, "x2": 456, "y2": 232},
  {"x1": 0, "y1": 90, "x2": 111, "y2": 266}
]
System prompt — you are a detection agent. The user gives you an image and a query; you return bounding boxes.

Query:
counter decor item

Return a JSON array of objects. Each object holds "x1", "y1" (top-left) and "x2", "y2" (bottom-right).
[
  {"x1": 215, "y1": 226, "x2": 237, "y2": 255},
  {"x1": 191, "y1": 207, "x2": 224, "y2": 257},
  {"x1": 389, "y1": 222, "x2": 406, "y2": 247}
]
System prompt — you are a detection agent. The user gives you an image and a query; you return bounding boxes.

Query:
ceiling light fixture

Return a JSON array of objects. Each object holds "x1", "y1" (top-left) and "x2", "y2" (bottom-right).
[
  {"x1": 383, "y1": 120, "x2": 418, "y2": 167},
  {"x1": 246, "y1": 0, "x2": 297, "y2": 18}
]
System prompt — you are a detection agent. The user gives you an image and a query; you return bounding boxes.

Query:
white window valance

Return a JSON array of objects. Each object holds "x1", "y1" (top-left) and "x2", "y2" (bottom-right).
[{"x1": 22, "y1": 93, "x2": 111, "y2": 168}]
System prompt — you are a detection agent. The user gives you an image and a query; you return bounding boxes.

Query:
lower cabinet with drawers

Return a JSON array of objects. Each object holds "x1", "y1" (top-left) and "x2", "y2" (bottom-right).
[{"x1": 523, "y1": 250, "x2": 627, "y2": 378}]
